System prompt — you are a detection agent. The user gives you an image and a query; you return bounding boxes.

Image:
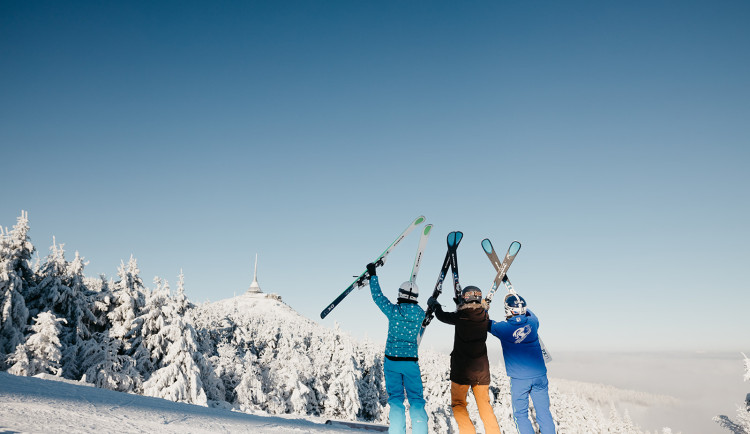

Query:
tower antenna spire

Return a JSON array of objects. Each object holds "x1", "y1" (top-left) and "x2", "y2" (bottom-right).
[{"x1": 248, "y1": 253, "x2": 262, "y2": 293}]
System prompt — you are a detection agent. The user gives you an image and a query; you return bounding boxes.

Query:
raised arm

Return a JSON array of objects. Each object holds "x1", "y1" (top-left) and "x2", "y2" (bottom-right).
[
  {"x1": 428, "y1": 297, "x2": 457, "y2": 325},
  {"x1": 369, "y1": 275, "x2": 398, "y2": 317}
]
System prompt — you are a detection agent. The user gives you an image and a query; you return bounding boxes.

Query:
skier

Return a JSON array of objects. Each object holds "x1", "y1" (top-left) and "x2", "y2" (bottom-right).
[
  {"x1": 366, "y1": 262, "x2": 429, "y2": 434},
  {"x1": 427, "y1": 286, "x2": 501, "y2": 434},
  {"x1": 488, "y1": 293, "x2": 555, "y2": 434}
]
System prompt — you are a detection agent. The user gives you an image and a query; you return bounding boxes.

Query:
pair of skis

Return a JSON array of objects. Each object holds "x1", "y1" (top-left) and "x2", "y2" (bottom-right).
[
  {"x1": 417, "y1": 231, "x2": 463, "y2": 344},
  {"x1": 418, "y1": 235, "x2": 519, "y2": 341},
  {"x1": 320, "y1": 216, "x2": 433, "y2": 319},
  {"x1": 481, "y1": 238, "x2": 552, "y2": 363}
]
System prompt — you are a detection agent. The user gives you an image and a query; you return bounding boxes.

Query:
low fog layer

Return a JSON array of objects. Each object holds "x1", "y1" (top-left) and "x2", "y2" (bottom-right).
[{"x1": 545, "y1": 351, "x2": 747, "y2": 434}]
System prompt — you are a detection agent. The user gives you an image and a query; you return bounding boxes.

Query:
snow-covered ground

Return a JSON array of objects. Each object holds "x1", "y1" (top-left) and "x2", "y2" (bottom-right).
[{"x1": 0, "y1": 371, "x2": 383, "y2": 433}]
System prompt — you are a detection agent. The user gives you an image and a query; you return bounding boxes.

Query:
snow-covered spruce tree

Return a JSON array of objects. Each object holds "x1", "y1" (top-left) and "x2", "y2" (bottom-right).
[
  {"x1": 208, "y1": 340, "x2": 241, "y2": 402},
  {"x1": 79, "y1": 330, "x2": 141, "y2": 392},
  {"x1": 235, "y1": 350, "x2": 266, "y2": 411},
  {"x1": 76, "y1": 275, "x2": 144, "y2": 392},
  {"x1": 0, "y1": 211, "x2": 34, "y2": 367},
  {"x1": 174, "y1": 270, "x2": 193, "y2": 316},
  {"x1": 26, "y1": 240, "x2": 100, "y2": 378},
  {"x1": 133, "y1": 278, "x2": 207, "y2": 405},
  {"x1": 107, "y1": 256, "x2": 146, "y2": 351},
  {"x1": 356, "y1": 339, "x2": 388, "y2": 422},
  {"x1": 7, "y1": 311, "x2": 66, "y2": 376},
  {"x1": 714, "y1": 353, "x2": 750, "y2": 433},
  {"x1": 320, "y1": 323, "x2": 362, "y2": 420}
]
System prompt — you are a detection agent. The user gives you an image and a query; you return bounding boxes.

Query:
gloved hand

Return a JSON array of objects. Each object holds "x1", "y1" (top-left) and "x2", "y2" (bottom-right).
[
  {"x1": 366, "y1": 263, "x2": 377, "y2": 279},
  {"x1": 427, "y1": 297, "x2": 440, "y2": 308}
]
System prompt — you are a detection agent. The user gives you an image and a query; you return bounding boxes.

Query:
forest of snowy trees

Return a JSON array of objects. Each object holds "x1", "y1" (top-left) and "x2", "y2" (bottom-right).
[{"x1": 0, "y1": 211, "x2": 704, "y2": 433}]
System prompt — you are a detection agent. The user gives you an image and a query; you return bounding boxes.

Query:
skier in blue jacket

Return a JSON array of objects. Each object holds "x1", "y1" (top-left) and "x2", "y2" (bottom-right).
[
  {"x1": 488, "y1": 293, "x2": 555, "y2": 434},
  {"x1": 366, "y1": 262, "x2": 428, "y2": 434}
]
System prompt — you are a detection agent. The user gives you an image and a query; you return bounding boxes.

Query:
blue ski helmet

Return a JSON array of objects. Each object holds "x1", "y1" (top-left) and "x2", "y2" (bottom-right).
[{"x1": 504, "y1": 292, "x2": 527, "y2": 317}]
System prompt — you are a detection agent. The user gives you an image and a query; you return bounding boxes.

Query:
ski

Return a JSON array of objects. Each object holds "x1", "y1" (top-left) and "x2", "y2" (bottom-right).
[
  {"x1": 410, "y1": 224, "x2": 432, "y2": 283},
  {"x1": 449, "y1": 231, "x2": 463, "y2": 304},
  {"x1": 320, "y1": 216, "x2": 425, "y2": 319},
  {"x1": 481, "y1": 239, "x2": 521, "y2": 304},
  {"x1": 500, "y1": 277, "x2": 553, "y2": 363},
  {"x1": 324, "y1": 420, "x2": 389, "y2": 432},
  {"x1": 418, "y1": 231, "x2": 462, "y2": 343}
]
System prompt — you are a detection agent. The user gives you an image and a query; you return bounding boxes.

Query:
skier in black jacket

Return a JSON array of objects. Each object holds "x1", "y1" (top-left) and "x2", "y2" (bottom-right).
[{"x1": 428, "y1": 286, "x2": 501, "y2": 434}]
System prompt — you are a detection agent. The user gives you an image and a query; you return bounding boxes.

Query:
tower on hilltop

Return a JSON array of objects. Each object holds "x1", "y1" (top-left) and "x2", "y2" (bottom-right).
[{"x1": 247, "y1": 254, "x2": 262, "y2": 294}]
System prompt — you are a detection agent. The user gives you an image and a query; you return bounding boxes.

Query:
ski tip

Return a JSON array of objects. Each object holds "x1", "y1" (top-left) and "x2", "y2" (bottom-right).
[
  {"x1": 509, "y1": 241, "x2": 521, "y2": 255},
  {"x1": 481, "y1": 238, "x2": 493, "y2": 254},
  {"x1": 423, "y1": 224, "x2": 433, "y2": 236},
  {"x1": 414, "y1": 216, "x2": 426, "y2": 225},
  {"x1": 447, "y1": 231, "x2": 463, "y2": 247}
]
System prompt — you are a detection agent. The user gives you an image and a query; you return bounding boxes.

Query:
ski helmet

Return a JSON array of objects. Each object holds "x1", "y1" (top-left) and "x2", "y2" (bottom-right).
[
  {"x1": 398, "y1": 281, "x2": 419, "y2": 302},
  {"x1": 504, "y1": 292, "x2": 527, "y2": 317},
  {"x1": 461, "y1": 285, "x2": 482, "y2": 304}
]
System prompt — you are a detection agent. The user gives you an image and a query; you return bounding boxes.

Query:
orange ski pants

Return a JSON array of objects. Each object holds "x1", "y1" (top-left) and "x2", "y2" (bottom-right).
[{"x1": 451, "y1": 382, "x2": 501, "y2": 434}]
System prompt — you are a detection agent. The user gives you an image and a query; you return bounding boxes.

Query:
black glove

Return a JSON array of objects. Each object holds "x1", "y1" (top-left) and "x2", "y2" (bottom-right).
[
  {"x1": 366, "y1": 262, "x2": 377, "y2": 279},
  {"x1": 427, "y1": 297, "x2": 440, "y2": 308}
]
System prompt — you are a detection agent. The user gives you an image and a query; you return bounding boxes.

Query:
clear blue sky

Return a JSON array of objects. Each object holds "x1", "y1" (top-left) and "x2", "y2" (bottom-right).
[{"x1": 2, "y1": 0, "x2": 748, "y2": 353}]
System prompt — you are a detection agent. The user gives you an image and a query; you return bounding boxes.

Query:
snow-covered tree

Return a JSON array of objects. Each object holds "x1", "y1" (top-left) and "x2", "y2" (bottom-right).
[
  {"x1": 25, "y1": 240, "x2": 100, "y2": 378},
  {"x1": 8, "y1": 311, "x2": 66, "y2": 376},
  {"x1": 79, "y1": 331, "x2": 141, "y2": 393},
  {"x1": 714, "y1": 353, "x2": 750, "y2": 433},
  {"x1": 174, "y1": 269, "x2": 193, "y2": 316},
  {"x1": 0, "y1": 211, "x2": 34, "y2": 366},
  {"x1": 322, "y1": 326, "x2": 361, "y2": 419},
  {"x1": 107, "y1": 256, "x2": 146, "y2": 350},
  {"x1": 133, "y1": 278, "x2": 207, "y2": 405},
  {"x1": 235, "y1": 350, "x2": 265, "y2": 411}
]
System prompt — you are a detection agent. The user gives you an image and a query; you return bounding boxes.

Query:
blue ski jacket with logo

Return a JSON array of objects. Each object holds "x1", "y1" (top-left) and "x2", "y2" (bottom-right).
[
  {"x1": 488, "y1": 309, "x2": 547, "y2": 379},
  {"x1": 369, "y1": 276, "x2": 425, "y2": 360}
]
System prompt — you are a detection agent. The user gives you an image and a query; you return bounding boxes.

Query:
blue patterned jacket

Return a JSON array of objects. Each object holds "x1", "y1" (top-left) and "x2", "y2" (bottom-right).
[{"x1": 369, "y1": 276, "x2": 425, "y2": 360}]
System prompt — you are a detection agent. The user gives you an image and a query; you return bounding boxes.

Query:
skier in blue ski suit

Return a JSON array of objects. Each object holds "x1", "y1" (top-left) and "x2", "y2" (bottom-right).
[
  {"x1": 488, "y1": 293, "x2": 555, "y2": 434},
  {"x1": 366, "y1": 262, "x2": 429, "y2": 434}
]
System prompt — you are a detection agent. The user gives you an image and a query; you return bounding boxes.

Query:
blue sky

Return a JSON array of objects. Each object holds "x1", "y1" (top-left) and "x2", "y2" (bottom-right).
[{"x1": 1, "y1": 1, "x2": 748, "y2": 353}]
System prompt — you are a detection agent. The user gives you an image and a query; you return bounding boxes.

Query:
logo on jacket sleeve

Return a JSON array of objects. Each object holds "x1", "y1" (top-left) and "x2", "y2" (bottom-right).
[{"x1": 512, "y1": 325, "x2": 532, "y2": 343}]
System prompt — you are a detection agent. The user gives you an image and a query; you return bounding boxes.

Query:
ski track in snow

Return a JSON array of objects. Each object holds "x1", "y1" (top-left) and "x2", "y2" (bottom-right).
[{"x1": 0, "y1": 372, "x2": 358, "y2": 434}]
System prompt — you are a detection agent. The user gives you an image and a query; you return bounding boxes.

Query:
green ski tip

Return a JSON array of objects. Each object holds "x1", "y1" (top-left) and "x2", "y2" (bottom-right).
[
  {"x1": 423, "y1": 225, "x2": 432, "y2": 235},
  {"x1": 415, "y1": 216, "x2": 425, "y2": 225}
]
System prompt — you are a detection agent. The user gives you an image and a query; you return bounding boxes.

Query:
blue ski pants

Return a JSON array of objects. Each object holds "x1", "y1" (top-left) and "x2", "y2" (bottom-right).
[
  {"x1": 383, "y1": 358, "x2": 428, "y2": 434},
  {"x1": 510, "y1": 375, "x2": 555, "y2": 434}
]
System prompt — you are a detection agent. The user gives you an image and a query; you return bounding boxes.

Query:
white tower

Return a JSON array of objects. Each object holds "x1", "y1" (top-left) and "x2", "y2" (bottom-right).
[{"x1": 247, "y1": 254, "x2": 262, "y2": 294}]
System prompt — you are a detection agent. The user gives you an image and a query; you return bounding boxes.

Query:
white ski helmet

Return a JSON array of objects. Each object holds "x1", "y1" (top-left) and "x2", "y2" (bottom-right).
[
  {"x1": 398, "y1": 281, "x2": 419, "y2": 302},
  {"x1": 504, "y1": 292, "x2": 527, "y2": 317}
]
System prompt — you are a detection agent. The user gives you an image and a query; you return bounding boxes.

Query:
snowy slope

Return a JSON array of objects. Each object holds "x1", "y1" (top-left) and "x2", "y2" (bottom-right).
[{"x1": 0, "y1": 371, "x2": 369, "y2": 433}]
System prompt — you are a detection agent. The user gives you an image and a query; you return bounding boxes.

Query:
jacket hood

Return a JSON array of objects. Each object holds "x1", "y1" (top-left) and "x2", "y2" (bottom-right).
[{"x1": 457, "y1": 300, "x2": 489, "y2": 312}]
